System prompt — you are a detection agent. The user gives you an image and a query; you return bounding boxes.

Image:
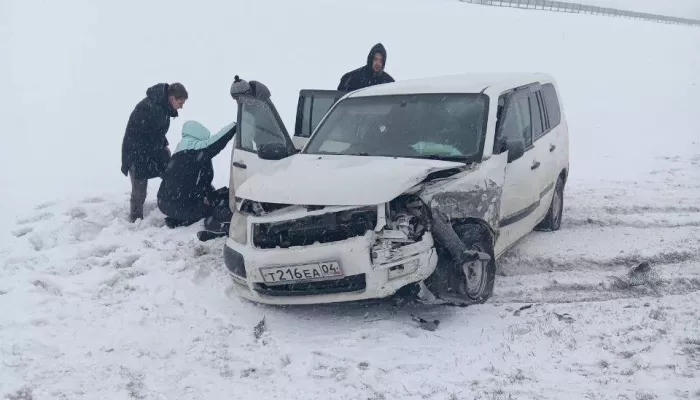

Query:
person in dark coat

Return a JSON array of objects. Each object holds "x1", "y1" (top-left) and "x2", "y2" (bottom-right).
[
  {"x1": 337, "y1": 43, "x2": 395, "y2": 92},
  {"x1": 121, "y1": 82, "x2": 188, "y2": 222},
  {"x1": 157, "y1": 120, "x2": 236, "y2": 229}
]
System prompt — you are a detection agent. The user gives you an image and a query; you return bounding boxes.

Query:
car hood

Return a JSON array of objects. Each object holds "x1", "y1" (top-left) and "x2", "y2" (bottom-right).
[{"x1": 236, "y1": 154, "x2": 467, "y2": 206}]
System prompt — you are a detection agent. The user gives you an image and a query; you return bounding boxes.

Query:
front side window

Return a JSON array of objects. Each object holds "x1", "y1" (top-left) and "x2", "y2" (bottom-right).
[
  {"x1": 238, "y1": 100, "x2": 288, "y2": 153},
  {"x1": 497, "y1": 91, "x2": 533, "y2": 148},
  {"x1": 302, "y1": 93, "x2": 489, "y2": 162}
]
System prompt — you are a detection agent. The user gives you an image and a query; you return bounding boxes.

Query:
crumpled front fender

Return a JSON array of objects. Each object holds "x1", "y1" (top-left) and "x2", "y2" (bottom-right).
[{"x1": 419, "y1": 156, "x2": 507, "y2": 243}]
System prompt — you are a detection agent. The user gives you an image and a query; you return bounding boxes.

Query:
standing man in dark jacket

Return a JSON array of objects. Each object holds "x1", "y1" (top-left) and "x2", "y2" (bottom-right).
[
  {"x1": 337, "y1": 43, "x2": 395, "y2": 92},
  {"x1": 121, "y1": 82, "x2": 188, "y2": 222}
]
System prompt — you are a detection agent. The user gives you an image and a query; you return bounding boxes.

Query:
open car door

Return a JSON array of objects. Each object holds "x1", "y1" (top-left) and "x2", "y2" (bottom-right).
[
  {"x1": 229, "y1": 79, "x2": 297, "y2": 197},
  {"x1": 228, "y1": 78, "x2": 343, "y2": 203},
  {"x1": 292, "y1": 89, "x2": 344, "y2": 149}
]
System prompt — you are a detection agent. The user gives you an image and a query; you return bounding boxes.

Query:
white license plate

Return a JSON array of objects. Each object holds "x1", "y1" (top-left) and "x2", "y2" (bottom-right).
[{"x1": 260, "y1": 261, "x2": 343, "y2": 284}]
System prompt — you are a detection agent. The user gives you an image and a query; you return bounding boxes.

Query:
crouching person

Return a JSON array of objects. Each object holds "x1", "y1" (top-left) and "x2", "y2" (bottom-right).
[{"x1": 157, "y1": 120, "x2": 236, "y2": 229}]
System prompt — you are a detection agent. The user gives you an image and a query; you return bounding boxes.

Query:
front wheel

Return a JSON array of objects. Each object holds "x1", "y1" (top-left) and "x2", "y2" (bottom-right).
[{"x1": 453, "y1": 225, "x2": 496, "y2": 303}]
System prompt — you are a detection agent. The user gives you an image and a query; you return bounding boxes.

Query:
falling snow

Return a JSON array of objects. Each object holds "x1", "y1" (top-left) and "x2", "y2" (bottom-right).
[{"x1": 2, "y1": 0, "x2": 700, "y2": 399}]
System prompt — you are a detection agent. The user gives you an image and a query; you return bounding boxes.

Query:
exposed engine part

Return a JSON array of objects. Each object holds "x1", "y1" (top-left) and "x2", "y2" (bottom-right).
[
  {"x1": 371, "y1": 195, "x2": 431, "y2": 265},
  {"x1": 386, "y1": 195, "x2": 429, "y2": 241},
  {"x1": 252, "y1": 201, "x2": 266, "y2": 216},
  {"x1": 240, "y1": 200, "x2": 292, "y2": 217},
  {"x1": 253, "y1": 206, "x2": 377, "y2": 249},
  {"x1": 389, "y1": 213, "x2": 418, "y2": 240}
]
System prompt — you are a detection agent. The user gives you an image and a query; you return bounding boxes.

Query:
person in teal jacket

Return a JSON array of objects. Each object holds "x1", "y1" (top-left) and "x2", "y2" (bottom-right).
[{"x1": 157, "y1": 120, "x2": 236, "y2": 228}]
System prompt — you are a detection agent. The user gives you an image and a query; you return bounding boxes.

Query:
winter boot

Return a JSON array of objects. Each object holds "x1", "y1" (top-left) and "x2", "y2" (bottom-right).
[
  {"x1": 164, "y1": 217, "x2": 199, "y2": 229},
  {"x1": 129, "y1": 168, "x2": 147, "y2": 222}
]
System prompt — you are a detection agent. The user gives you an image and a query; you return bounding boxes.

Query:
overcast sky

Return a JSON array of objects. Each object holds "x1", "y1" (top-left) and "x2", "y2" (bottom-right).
[{"x1": 563, "y1": 0, "x2": 700, "y2": 19}]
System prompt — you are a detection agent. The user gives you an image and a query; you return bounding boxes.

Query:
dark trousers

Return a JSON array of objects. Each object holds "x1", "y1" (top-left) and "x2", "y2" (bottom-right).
[
  {"x1": 161, "y1": 187, "x2": 231, "y2": 229},
  {"x1": 203, "y1": 188, "x2": 233, "y2": 233},
  {"x1": 129, "y1": 166, "x2": 148, "y2": 222}
]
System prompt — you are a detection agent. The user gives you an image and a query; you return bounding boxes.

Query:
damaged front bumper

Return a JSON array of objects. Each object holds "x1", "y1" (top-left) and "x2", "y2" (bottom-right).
[{"x1": 223, "y1": 204, "x2": 438, "y2": 305}]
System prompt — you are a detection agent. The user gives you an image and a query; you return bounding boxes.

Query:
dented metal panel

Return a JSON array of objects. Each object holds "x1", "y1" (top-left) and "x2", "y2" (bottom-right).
[
  {"x1": 419, "y1": 155, "x2": 508, "y2": 238},
  {"x1": 430, "y1": 181, "x2": 502, "y2": 229}
]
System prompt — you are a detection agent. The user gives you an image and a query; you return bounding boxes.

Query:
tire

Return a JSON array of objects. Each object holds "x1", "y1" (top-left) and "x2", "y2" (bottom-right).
[
  {"x1": 453, "y1": 224, "x2": 496, "y2": 303},
  {"x1": 535, "y1": 175, "x2": 565, "y2": 232}
]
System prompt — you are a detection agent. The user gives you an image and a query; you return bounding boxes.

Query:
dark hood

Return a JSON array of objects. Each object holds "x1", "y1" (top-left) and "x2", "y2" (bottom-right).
[
  {"x1": 146, "y1": 83, "x2": 178, "y2": 117},
  {"x1": 366, "y1": 43, "x2": 387, "y2": 71}
]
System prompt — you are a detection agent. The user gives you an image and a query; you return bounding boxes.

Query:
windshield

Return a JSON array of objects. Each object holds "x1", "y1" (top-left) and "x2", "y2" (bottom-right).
[{"x1": 302, "y1": 93, "x2": 489, "y2": 162}]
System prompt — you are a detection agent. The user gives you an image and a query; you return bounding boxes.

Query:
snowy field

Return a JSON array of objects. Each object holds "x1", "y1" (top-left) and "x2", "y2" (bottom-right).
[{"x1": 3, "y1": 0, "x2": 700, "y2": 399}]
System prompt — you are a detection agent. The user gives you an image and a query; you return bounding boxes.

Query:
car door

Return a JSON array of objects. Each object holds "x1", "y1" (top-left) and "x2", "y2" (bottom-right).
[
  {"x1": 292, "y1": 89, "x2": 344, "y2": 149},
  {"x1": 528, "y1": 82, "x2": 566, "y2": 222},
  {"x1": 229, "y1": 82, "x2": 296, "y2": 196},
  {"x1": 527, "y1": 86, "x2": 554, "y2": 221},
  {"x1": 494, "y1": 86, "x2": 540, "y2": 251},
  {"x1": 539, "y1": 82, "x2": 568, "y2": 184}
]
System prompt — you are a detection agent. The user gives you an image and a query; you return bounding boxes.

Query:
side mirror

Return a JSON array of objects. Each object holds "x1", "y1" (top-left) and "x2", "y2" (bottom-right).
[
  {"x1": 257, "y1": 143, "x2": 290, "y2": 161},
  {"x1": 506, "y1": 140, "x2": 525, "y2": 163}
]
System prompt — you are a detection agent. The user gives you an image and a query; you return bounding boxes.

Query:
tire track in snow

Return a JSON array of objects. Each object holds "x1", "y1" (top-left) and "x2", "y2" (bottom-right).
[
  {"x1": 562, "y1": 214, "x2": 700, "y2": 229},
  {"x1": 497, "y1": 163, "x2": 700, "y2": 305},
  {"x1": 493, "y1": 261, "x2": 700, "y2": 304}
]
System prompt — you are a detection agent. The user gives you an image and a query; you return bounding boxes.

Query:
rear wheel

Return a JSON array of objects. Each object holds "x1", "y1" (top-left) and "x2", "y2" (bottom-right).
[{"x1": 536, "y1": 175, "x2": 565, "y2": 232}]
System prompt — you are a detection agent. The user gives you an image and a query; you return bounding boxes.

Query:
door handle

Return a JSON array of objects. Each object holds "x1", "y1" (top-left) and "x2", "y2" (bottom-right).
[
  {"x1": 531, "y1": 161, "x2": 540, "y2": 170},
  {"x1": 232, "y1": 161, "x2": 247, "y2": 169},
  {"x1": 550, "y1": 144, "x2": 556, "y2": 152}
]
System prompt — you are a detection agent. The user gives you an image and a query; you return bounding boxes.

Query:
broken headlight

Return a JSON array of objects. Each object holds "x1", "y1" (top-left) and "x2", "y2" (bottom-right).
[
  {"x1": 229, "y1": 210, "x2": 248, "y2": 244},
  {"x1": 371, "y1": 196, "x2": 430, "y2": 265},
  {"x1": 240, "y1": 199, "x2": 292, "y2": 217},
  {"x1": 385, "y1": 194, "x2": 429, "y2": 242}
]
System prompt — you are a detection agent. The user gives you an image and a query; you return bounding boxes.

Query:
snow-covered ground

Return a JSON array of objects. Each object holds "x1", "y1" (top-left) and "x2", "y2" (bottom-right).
[{"x1": 3, "y1": 0, "x2": 700, "y2": 399}]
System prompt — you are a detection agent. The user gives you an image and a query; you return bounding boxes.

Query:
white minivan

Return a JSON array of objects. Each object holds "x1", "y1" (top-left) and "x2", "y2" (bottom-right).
[{"x1": 223, "y1": 73, "x2": 569, "y2": 306}]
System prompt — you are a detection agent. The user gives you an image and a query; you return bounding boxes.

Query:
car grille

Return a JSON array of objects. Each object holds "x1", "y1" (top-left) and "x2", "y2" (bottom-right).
[
  {"x1": 252, "y1": 207, "x2": 378, "y2": 249},
  {"x1": 254, "y1": 274, "x2": 367, "y2": 296}
]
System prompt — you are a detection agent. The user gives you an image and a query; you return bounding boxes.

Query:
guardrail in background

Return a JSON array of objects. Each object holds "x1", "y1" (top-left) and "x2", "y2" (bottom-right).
[{"x1": 460, "y1": 0, "x2": 700, "y2": 27}]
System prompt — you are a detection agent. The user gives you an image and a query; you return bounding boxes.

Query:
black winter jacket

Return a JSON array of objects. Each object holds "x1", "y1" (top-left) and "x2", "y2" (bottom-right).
[
  {"x1": 121, "y1": 83, "x2": 178, "y2": 180},
  {"x1": 157, "y1": 122, "x2": 236, "y2": 220},
  {"x1": 337, "y1": 43, "x2": 395, "y2": 92}
]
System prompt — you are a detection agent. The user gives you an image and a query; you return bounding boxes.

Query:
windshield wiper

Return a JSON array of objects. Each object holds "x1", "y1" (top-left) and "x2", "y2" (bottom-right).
[
  {"x1": 419, "y1": 154, "x2": 472, "y2": 162},
  {"x1": 311, "y1": 151, "x2": 371, "y2": 156}
]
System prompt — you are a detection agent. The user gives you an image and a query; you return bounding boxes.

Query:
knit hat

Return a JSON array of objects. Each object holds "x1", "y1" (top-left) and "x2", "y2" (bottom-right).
[{"x1": 230, "y1": 75, "x2": 251, "y2": 98}]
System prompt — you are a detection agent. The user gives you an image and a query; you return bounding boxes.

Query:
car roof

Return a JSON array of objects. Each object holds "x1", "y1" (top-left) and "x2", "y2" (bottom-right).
[{"x1": 346, "y1": 72, "x2": 555, "y2": 98}]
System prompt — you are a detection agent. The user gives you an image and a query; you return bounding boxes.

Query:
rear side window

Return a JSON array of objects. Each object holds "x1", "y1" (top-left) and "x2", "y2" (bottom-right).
[
  {"x1": 529, "y1": 93, "x2": 544, "y2": 139},
  {"x1": 541, "y1": 83, "x2": 561, "y2": 128},
  {"x1": 309, "y1": 96, "x2": 336, "y2": 134},
  {"x1": 295, "y1": 91, "x2": 343, "y2": 138}
]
